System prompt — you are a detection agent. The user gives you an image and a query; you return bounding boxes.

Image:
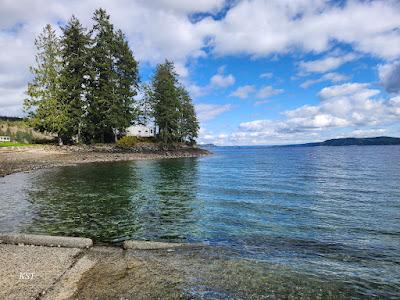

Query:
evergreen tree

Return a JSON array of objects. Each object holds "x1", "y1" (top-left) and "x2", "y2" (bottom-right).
[
  {"x1": 110, "y1": 30, "x2": 139, "y2": 141},
  {"x1": 24, "y1": 24, "x2": 69, "y2": 145},
  {"x1": 150, "y1": 60, "x2": 181, "y2": 145},
  {"x1": 177, "y1": 86, "x2": 199, "y2": 145},
  {"x1": 86, "y1": 8, "x2": 116, "y2": 142},
  {"x1": 87, "y1": 9, "x2": 138, "y2": 142},
  {"x1": 59, "y1": 16, "x2": 92, "y2": 143},
  {"x1": 147, "y1": 60, "x2": 199, "y2": 146},
  {"x1": 136, "y1": 84, "x2": 154, "y2": 125}
]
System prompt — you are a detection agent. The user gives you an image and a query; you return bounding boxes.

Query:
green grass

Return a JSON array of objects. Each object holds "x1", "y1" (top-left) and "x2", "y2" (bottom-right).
[{"x1": 0, "y1": 142, "x2": 37, "y2": 147}]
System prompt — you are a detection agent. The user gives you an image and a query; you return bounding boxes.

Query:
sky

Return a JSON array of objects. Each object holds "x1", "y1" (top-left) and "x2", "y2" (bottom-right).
[{"x1": 1, "y1": 0, "x2": 400, "y2": 145}]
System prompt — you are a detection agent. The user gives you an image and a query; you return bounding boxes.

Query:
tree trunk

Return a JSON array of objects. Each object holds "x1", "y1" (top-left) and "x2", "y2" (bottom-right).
[
  {"x1": 77, "y1": 122, "x2": 82, "y2": 144},
  {"x1": 58, "y1": 135, "x2": 63, "y2": 146}
]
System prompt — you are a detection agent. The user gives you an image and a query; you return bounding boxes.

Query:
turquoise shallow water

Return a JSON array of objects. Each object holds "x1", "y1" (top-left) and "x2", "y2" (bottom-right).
[{"x1": 1, "y1": 145, "x2": 400, "y2": 298}]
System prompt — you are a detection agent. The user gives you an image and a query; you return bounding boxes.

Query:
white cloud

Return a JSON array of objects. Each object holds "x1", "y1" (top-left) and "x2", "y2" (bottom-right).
[
  {"x1": 299, "y1": 53, "x2": 357, "y2": 73},
  {"x1": 229, "y1": 84, "x2": 283, "y2": 100},
  {"x1": 195, "y1": 103, "x2": 232, "y2": 122},
  {"x1": 0, "y1": 0, "x2": 225, "y2": 115},
  {"x1": 256, "y1": 85, "x2": 283, "y2": 99},
  {"x1": 260, "y1": 72, "x2": 273, "y2": 79},
  {"x1": 2, "y1": 0, "x2": 400, "y2": 115},
  {"x1": 210, "y1": 73, "x2": 235, "y2": 88},
  {"x1": 206, "y1": 0, "x2": 400, "y2": 60},
  {"x1": 206, "y1": 82, "x2": 400, "y2": 145},
  {"x1": 230, "y1": 85, "x2": 255, "y2": 99},
  {"x1": 378, "y1": 61, "x2": 400, "y2": 94},
  {"x1": 187, "y1": 67, "x2": 235, "y2": 98},
  {"x1": 186, "y1": 83, "x2": 207, "y2": 98},
  {"x1": 143, "y1": 0, "x2": 225, "y2": 14},
  {"x1": 351, "y1": 128, "x2": 387, "y2": 138},
  {"x1": 301, "y1": 72, "x2": 350, "y2": 88}
]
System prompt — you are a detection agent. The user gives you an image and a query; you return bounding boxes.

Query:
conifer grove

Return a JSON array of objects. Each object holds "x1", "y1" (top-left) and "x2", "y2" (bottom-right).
[{"x1": 24, "y1": 9, "x2": 199, "y2": 146}]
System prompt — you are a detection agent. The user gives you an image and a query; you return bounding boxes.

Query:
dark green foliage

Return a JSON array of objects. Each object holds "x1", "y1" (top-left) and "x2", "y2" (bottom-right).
[
  {"x1": 87, "y1": 9, "x2": 139, "y2": 142},
  {"x1": 177, "y1": 86, "x2": 199, "y2": 145},
  {"x1": 24, "y1": 9, "x2": 198, "y2": 146},
  {"x1": 109, "y1": 30, "x2": 139, "y2": 139},
  {"x1": 86, "y1": 8, "x2": 116, "y2": 142},
  {"x1": 59, "y1": 16, "x2": 92, "y2": 143},
  {"x1": 147, "y1": 60, "x2": 199, "y2": 145},
  {"x1": 24, "y1": 24, "x2": 69, "y2": 145},
  {"x1": 151, "y1": 60, "x2": 181, "y2": 144}
]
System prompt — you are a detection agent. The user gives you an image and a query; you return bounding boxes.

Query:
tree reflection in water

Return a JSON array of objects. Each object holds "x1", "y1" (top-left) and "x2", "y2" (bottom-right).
[{"x1": 24, "y1": 158, "x2": 200, "y2": 243}]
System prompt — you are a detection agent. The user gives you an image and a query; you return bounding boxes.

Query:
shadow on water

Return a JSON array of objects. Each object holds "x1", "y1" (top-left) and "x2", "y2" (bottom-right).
[{"x1": 23, "y1": 158, "x2": 200, "y2": 243}]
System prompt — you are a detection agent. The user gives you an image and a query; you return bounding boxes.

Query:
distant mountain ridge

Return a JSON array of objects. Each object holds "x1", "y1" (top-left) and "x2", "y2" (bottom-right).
[
  {"x1": 285, "y1": 136, "x2": 400, "y2": 147},
  {"x1": 198, "y1": 143, "x2": 217, "y2": 147}
]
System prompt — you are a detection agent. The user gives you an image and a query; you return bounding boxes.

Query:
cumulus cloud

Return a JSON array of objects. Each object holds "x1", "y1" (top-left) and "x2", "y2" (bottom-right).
[
  {"x1": 256, "y1": 85, "x2": 283, "y2": 99},
  {"x1": 187, "y1": 67, "x2": 235, "y2": 98},
  {"x1": 300, "y1": 72, "x2": 349, "y2": 88},
  {"x1": 0, "y1": 0, "x2": 226, "y2": 115},
  {"x1": 2, "y1": 0, "x2": 400, "y2": 116},
  {"x1": 351, "y1": 128, "x2": 387, "y2": 138},
  {"x1": 210, "y1": 73, "x2": 235, "y2": 88},
  {"x1": 230, "y1": 84, "x2": 283, "y2": 100},
  {"x1": 230, "y1": 85, "x2": 255, "y2": 99},
  {"x1": 206, "y1": 0, "x2": 400, "y2": 60},
  {"x1": 378, "y1": 61, "x2": 400, "y2": 94},
  {"x1": 299, "y1": 53, "x2": 357, "y2": 73},
  {"x1": 272, "y1": 83, "x2": 399, "y2": 130},
  {"x1": 206, "y1": 82, "x2": 400, "y2": 145},
  {"x1": 195, "y1": 103, "x2": 232, "y2": 122}
]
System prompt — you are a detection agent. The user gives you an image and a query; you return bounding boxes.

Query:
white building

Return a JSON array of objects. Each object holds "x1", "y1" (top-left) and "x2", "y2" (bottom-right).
[
  {"x1": 125, "y1": 125, "x2": 156, "y2": 137},
  {"x1": 0, "y1": 136, "x2": 11, "y2": 142}
]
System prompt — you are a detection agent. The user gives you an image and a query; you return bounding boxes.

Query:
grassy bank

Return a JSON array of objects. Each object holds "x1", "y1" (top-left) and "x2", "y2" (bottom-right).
[
  {"x1": 0, "y1": 142, "x2": 37, "y2": 147},
  {"x1": 0, "y1": 119, "x2": 54, "y2": 144}
]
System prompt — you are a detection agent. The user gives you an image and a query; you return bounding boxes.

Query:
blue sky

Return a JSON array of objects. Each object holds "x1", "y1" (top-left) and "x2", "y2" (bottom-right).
[{"x1": 1, "y1": 0, "x2": 400, "y2": 145}]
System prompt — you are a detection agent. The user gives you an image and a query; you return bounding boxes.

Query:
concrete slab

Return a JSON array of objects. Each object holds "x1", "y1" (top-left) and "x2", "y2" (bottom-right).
[
  {"x1": 123, "y1": 239, "x2": 205, "y2": 250},
  {"x1": 43, "y1": 255, "x2": 97, "y2": 300},
  {"x1": 0, "y1": 233, "x2": 93, "y2": 248},
  {"x1": 0, "y1": 244, "x2": 82, "y2": 300}
]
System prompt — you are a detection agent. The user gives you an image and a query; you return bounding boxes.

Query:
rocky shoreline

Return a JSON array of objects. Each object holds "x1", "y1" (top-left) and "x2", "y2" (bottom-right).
[{"x1": 0, "y1": 144, "x2": 210, "y2": 177}]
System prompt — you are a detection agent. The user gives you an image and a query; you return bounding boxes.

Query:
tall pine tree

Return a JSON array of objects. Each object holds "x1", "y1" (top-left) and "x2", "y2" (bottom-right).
[
  {"x1": 148, "y1": 60, "x2": 199, "y2": 146},
  {"x1": 87, "y1": 8, "x2": 115, "y2": 142},
  {"x1": 87, "y1": 8, "x2": 138, "y2": 142},
  {"x1": 24, "y1": 24, "x2": 69, "y2": 145},
  {"x1": 150, "y1": 60, "x2": 181, "y2": 145},
  {"x1": 110, "y1": 30, "x2": 139, "y2": 141},
  {"x1": 177, "y1": 86, "x2": 199, "y2": 145},
  {"x1": 59, "y1": 16, "x2": 92, "y2": 143}
]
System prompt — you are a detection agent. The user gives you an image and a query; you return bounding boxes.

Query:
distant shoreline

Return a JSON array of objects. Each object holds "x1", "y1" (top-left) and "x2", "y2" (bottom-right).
[
  {"x1": 276, "y1": 136, "x2": 400, "y2": 147},
  {"x1": 0, "y1": 145, "x2": 210, "y2": 177}
]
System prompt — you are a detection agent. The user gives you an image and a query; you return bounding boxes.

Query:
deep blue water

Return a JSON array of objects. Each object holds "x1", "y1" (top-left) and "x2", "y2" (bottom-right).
[{"x1": 1, "y1": 145, "x2": 400, "y2": 298}]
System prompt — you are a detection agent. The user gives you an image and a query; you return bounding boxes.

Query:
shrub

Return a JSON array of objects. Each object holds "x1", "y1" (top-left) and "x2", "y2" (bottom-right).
[{"x1": 116, "y1": 135, "x2": 138, "y2": 148}]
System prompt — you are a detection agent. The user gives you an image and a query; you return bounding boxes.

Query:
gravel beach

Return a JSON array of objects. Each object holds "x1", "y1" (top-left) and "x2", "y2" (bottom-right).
[{"x1": 0, "y1": 145, "x2": 210, "y2": 177}]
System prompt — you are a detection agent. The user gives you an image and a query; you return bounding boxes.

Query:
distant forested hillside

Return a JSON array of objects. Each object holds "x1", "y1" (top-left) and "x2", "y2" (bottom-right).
[{"x1": 286, "y1": 137, "x2": 400, "y2": 147}]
